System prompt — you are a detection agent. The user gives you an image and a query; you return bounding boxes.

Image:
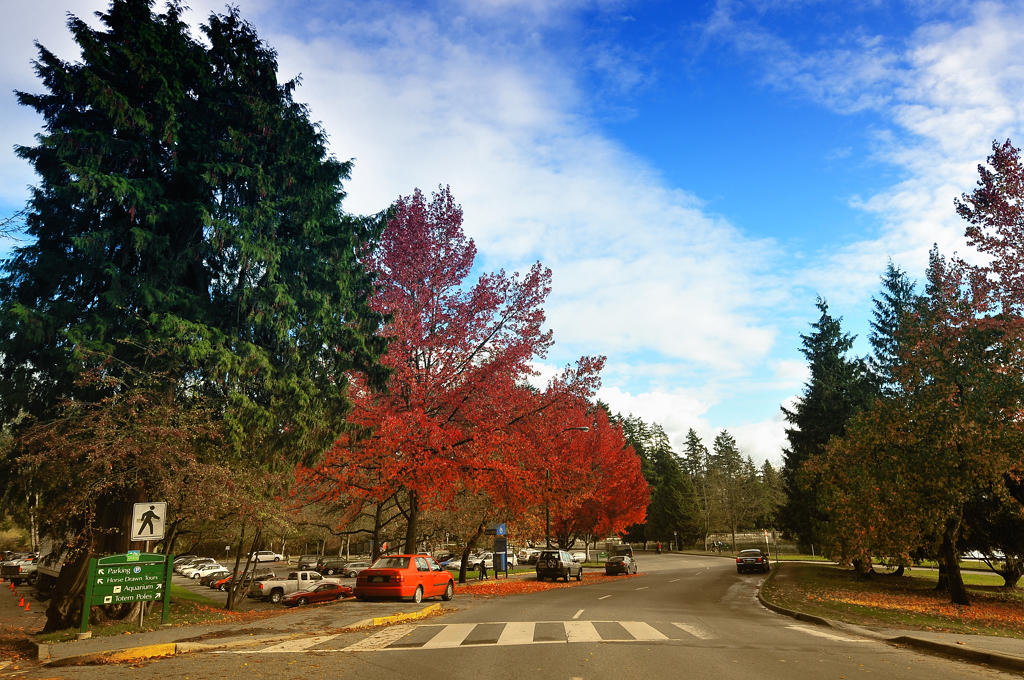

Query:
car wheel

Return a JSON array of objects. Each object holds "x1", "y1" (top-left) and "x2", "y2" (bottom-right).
[
  {"x1": 563, "y1": 570, "x2": 570, "y2": 582},
  {"x1": 219, "y1": 584, "x2": 227, "y2": 591},
  {"x1": 412, "y1": 586, "x2": 423, "y2": 604},
  {"x1": 297, "y1": 597, "x2": 309, "y2": 606},
  {"x1": 442, "y1": 581, "x2": 454, "y2": 601},
  {"x1": 326, "y1": 568, "x2": 335, "y2": 575},
  {"x1": 270, "y1": 589, "x2": 283, "y2": 604},
  {"x1": 632, "y1": 564, "x2": 638, "y2": 574},
  {"x1": 576, "y1": 568, "x2": 582, "y2": 581},
  {"x1": 192, "y1": 574, "x2": 200, "y2": 579}
]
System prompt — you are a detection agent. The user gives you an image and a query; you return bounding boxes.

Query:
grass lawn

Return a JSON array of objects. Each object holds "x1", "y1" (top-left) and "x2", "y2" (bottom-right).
[
  {"x1": 34, "y1": 585, "x2": 284, "y2": 644},
  {"x1": 762, "y1": 562, "x2": 1024, "y2": 638}
]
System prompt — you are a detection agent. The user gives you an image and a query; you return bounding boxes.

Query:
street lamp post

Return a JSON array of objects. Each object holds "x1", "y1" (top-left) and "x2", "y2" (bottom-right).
[{"x1": 545, "y1": 426, "x2": 590, "y2": 549}]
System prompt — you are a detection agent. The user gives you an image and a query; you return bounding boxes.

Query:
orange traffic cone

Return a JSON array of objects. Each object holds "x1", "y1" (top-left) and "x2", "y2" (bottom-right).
[
  {"x1": 8, "y1": 582, "x2": 13, "y2": 591},
  {"x1": 17, "y1": 596, "x2": 23, "y2": 607},
  {"x1": 23, "y1": 601, "x2": 29, "y2": 611}
]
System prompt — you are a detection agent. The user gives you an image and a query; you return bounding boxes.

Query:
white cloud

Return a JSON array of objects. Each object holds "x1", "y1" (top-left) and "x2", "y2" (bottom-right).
[{"x1": 707, "y1": 1, "x2": 1024, "y2": 302}]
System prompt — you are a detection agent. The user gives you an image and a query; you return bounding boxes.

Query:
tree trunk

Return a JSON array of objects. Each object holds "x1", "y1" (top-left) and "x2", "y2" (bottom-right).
[
  {"x1": 45, "y1": 494, "x2": 134, "y2": 632},
  {"x1": 226, "y1": 524, "x2": 260, "y2": 611},
  {"x1": 940, "y1": 515, "x2": 969, "y2": 605},
  {"x1": 370, "y1": 503, "x2": 384, "y2": 563},
  {"x1": 458, "y1": 523, "x2": 486, "y2": 584},
  {"x1": 404, "y1": 491, "x2": 418, "y2": 554}
]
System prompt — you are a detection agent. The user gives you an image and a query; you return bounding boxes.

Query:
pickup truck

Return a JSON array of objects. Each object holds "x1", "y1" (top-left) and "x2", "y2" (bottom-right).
[
  {"x1": 256, "y1": 570, "x2": 342, "y2": 604},
  {"x1": 1, "y1": 555, "x2": 37, "y2": 586}
]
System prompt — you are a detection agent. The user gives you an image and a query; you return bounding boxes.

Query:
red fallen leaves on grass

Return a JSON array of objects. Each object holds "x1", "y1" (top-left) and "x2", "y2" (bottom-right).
[
  {"x1": 458, "y1": 573, "x2": 634, "y2": 598},
  {"x1": 806, "y1": 588, "x2": 1024, "y2": 632}
]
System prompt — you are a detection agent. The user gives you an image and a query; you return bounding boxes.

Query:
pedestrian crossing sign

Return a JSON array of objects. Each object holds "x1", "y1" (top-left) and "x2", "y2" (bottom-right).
[{"x1": 130, "y1": 501, "x2": 167, "y2": 541}]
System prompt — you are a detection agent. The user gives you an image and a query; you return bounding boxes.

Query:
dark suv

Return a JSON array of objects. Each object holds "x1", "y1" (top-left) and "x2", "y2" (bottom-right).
[{"x1": 535, "y1": 549, "x2": 583, "y2": 582}]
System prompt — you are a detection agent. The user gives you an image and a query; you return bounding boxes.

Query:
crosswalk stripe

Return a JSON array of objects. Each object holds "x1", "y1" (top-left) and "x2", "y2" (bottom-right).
[
  {"x1": 671, "y1": 622, "x2": 714, "y2": 640},
  {"x1": 420, "y1": 623, "x2": 476, "y2": 649},
  {"x1": 344, "y1": 624, "x2": 414, "y2": 651},
  {"x1": 565, "y1": 621, "x2": 602, "y2": 643},
  {"x1": 496, "y1": 621, "x2": 535, "y2": 646},
  {"x1": 785, "y1": 625, "x2": 867, "y2": 643},
  {"x1": 620, "y1": 621, "x2": 668, "y2": 641},
  {"x1": 259, "y1": 634, "x2": 340, "y2": 652}
]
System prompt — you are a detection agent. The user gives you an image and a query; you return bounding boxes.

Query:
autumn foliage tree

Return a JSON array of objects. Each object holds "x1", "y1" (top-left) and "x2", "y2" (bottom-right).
[{"x1": 297, "y1": 186, "x2": 557, "y2": 552}]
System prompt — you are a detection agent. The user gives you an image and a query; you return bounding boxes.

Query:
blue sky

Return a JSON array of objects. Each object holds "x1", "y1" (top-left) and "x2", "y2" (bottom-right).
[{"x1": 2, "y1": 0, "x2": 1022, "y2": 465}]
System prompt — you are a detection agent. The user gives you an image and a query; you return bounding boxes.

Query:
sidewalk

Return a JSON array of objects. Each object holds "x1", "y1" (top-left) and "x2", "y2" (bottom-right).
[
  {"x1": 757, "y1": 583, "x2": 1024, "y2": 673},
  {"x1": 0, "y1": 576, "x2": 446, "y2": 667}
]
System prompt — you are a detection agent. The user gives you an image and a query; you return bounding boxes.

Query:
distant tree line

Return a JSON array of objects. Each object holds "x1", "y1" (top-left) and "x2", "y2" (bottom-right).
[{"x1": 618, "y1": 416, "x2": 784, "y2": 551}]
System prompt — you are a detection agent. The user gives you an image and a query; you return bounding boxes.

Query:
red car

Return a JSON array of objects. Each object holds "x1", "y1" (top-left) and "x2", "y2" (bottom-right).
[
  {"x1": 281, "y1": 582, "x2": 353, "y2": 607},
  {"x1": 354, "y1": 554, "x2": 455, "y2": 604}
]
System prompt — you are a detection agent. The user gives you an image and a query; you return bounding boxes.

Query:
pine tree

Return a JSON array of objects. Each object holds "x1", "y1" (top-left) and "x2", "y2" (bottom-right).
[
  {"x1": 681, "y1": 429, "x2": 713, "y2": 546},
  {"x1": 780, "y1": 298, "x2": 871, "y2": 549},
  {"x1": 868, "y1": 262, "x2": 917, "y2": 396},
  {"x1": 0, "y1": 0, "x2": 386, "y2": 629}
]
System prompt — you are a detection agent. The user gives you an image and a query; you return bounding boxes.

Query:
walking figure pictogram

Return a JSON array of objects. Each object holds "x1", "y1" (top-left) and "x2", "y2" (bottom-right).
[{"x1": 139, "y1": 505, "x2": 160, "y2": 535}]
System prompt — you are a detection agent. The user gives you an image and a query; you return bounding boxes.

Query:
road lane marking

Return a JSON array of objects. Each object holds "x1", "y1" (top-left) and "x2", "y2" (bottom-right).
[
  {"x1": 565, "y1": 621, "x2": 602, "y2": 643},
  {"x1": 669, "y1": 578, "x2": 680, "y2": 583},
  {"x1": 496, "y1": 621, "x2": 535, "y2": 646},
  {"x1": 598, "y1": 595, "x2": 612, "y2": 600},
  {"x1": 785, "y1": 625, "x2": 868, "y2": 643},
  {"x1": 421, "y1": 623, "x2": 476, "y2": 649},
  {"x1": 635, "y1": 586, "x2": 648, "y2": 590},
  {"x1": 572, "y1": 609, "x2": 584, "y2": 619},
  {"x1": 671, "y1": 622, "x2": 714, "y2": 640},
  {"x1": 620, "y1": 621, "x2": 668, "y2": 641}
]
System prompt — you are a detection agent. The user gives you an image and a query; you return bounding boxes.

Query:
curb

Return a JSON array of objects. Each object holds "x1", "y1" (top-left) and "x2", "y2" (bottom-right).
[
  {"x1": 345, "y1": 602, "x2": 441, "y2": 629},
  {"x1": 756, "y1": 564, "x2": 1024, "y2": 674},
  {"x1": 39, "y1": 602, "x2": 445, "y2": 666}
]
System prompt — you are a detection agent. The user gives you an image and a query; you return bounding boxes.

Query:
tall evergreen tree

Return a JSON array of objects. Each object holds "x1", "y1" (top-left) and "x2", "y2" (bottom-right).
[
  {"x1": 0, "y1": 0, "x2": 386, "y2": 629},
  {"x1": 780, "y1": 298, "x2": 871, "y2": 549},
  {"x1": 646, "y1": 445, "x2": 700, "y2": 548},
  {"x1": 868, "y1": 261, "x2": 917, "y2": 396},
  {"x1": 681, "y1": 429, "x2": 713, "y2": 546}
]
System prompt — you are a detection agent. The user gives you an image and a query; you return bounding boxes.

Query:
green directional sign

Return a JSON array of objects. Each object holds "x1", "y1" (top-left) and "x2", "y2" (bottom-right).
[{"x1": 81, "y1": 552, "x2": 173, "y2": 635}]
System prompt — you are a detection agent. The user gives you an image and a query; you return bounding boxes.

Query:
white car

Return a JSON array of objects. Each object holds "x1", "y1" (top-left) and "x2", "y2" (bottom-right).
[
  {"x1": 250, "y1": 550, "x2": 284, "y2": 563},
  {"x1": 182, "y1": 562, "x2": 224, "y2": 578},
  {"x1": 518, "y1": 548, "x2": 539, "y2": 564}
]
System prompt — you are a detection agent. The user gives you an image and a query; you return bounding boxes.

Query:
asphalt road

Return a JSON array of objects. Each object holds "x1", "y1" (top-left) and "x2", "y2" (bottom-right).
[{"x1": 26, "y1": 554, "x2": 1019, "y2": 679}]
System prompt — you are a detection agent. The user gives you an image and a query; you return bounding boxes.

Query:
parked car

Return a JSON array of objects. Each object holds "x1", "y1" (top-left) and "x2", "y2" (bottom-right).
[
  {"x1": 184, "y1": 562, "x2": 225, "y2": 579},
  {"x1": 256, "y1": 571, "x2": 342, "y2": 604},
  {"x1": 736, "y1": 549, "x2": 771, "y2": 574},
  {"x1": 199, "y1": 569, "x2": 231, "y2": 586},
  {"x1": 611, "y1": 545, "x2": 634, "y2": 559},
  {"x1": 341, "y1": 561, "x2": 371, "y2": 578},
  {"x1": 174, "y1": 557, "x2": 215, "y2": 574},
  {"x1": 570, "y1": 551, "x2": 587, "y2": 563},
  {"x1": 605, "y1": 555, "x2": 637, "y2": 575},
  {"x1": 354, "y1": 554, "x2": 455, "y2": 604},
  {"x1": 1, "y1": 555, "x2": 37, "y2": 586},
  {"x1": 535, "y1": 549, "x2": 583, "y2": 582},
  {"x1": 297, "y1": 555, "x2": 320, "y2": 570},
  {"x1": 281, "y1": 582, "x2": 353, "y2": 607},
  {"x1": 250, "y1": 550, "x2": 284, "y2": 563},
  {"x1": 518, "y1": 548, "x2": 540, "y2": 565}
]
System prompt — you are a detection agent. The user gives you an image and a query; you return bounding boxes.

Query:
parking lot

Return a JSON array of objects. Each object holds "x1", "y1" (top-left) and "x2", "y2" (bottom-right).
[{"x1": 171, "y1": 563, "x2": 361, "y2": 611}]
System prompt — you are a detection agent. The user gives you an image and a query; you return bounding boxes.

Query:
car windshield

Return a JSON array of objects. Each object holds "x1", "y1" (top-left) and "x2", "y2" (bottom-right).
[
  {"x1": 372, "y1": 556, "x2": 410, "y2": 569},
  {"x1": 739, "y1": 550, "x2": 761, "y2": 556},
  {"x1": 608, "y1": 556, "x2": 625, "y2": 562}
]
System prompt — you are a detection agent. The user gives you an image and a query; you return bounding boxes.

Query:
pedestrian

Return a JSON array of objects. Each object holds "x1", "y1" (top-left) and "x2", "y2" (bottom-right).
[
  {"x1": 478, "y1": 560, "x2": 487, "y2": 580},
  {"x1": 656, "y1": 542, "x2": 661, "y2": 554}
]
